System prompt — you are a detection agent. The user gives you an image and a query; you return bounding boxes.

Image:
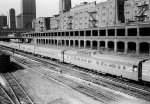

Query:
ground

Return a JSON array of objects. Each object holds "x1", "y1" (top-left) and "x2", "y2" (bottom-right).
[
  {"x1": 11, "y1": 65, "x2": 150, "y2": 104},
  {"x1": 12, "y1": 68, "x2": 102, "y2": 104}
]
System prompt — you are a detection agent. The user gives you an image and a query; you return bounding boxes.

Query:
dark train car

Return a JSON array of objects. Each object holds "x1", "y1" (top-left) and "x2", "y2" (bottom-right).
[{"x1": 0, "y1": 51, "x2": 10, "y2": 73}]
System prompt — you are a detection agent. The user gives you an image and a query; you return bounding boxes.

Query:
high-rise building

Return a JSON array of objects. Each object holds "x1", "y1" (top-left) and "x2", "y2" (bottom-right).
[
  {"x1": 21, "y1": 0, "x2": 36, "y2": 29},
  {"x1": 59, "y1": 0, "x2": 71, "y2": 13},
  {"x1": 0, "y1": 14, "x2": 7, "y2": 29},
  {"x1": 16, "y1": 14, "x2": 22, "y2": 29},
  {"x1": 8, "y1": 8, "x2": 16, "y2": 29}
]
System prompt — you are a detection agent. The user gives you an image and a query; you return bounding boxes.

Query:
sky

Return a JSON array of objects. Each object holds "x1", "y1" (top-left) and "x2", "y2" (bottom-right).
[{"x1": 0, "y1": 0, "x2": 106, "y2": 18}]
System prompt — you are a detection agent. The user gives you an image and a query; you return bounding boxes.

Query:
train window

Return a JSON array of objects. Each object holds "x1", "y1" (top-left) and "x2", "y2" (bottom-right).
[
  {"x1": 109, "y1": 63, "x2": 116, "y2": 69},
  {"x1": 122, "y1": 66, "x2": 126, "y2": 70},
  {"x1": 81, "y1": 59, "x2": 84, "y2": 62},
  {"x1": 88, "y1": 60, "x2": 92, "y2": 63},
  {"x1": 101, "y1": 62, "x2": 104, "y2": 66},
  {"x1": 74, "y1": 57, "x2": 76, "y2": 60},
  {"x1": 118, "y1": 65, "x2": 121, "y2": 70},
  {"x1": 77, "y1": 58, "x2": 80, "y2": 61},
  {"x1": 96, "y1": 61, "x2": 99, "y2": 65}
]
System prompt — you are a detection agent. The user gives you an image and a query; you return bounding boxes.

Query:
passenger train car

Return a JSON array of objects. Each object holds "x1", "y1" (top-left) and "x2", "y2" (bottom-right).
[{"x1": 0, "y1": 41, "x2": 149, "y2": 83}]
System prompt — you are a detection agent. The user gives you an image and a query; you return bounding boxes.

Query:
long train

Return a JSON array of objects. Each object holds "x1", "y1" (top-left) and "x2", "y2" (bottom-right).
[{"x1": 0, "y1": 41, "x2": 150, "y2": 83}]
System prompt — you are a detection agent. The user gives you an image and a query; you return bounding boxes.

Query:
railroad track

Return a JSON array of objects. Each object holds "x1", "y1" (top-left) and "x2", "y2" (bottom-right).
[
  {"x1": 13, "y1": 50, "x2": 150, "y2": 101},
  {"x1": 12, "y1": 55, "x2": 119, "y2": 104},
  {"x1": 1, "y1": 73, "x2": 35, "y2": 104},
  {"x1": 66, "y1": 69, "x2": 150, "y2": 101},
  {"x1": 1, "y1": 47, "x2": 150, "y2": 101},
  {"x1": 0, "y1": 84, "x2": 16, "y2": 104}
]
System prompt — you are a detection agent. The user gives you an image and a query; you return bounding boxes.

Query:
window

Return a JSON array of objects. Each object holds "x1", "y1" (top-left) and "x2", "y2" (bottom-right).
[
  {"x1": 81, "y1": 59, "x2": 84, "y2": 62},
  {"x1": 84, "y1": 59, "x2": 87, "y2": 62},
  {"x1": 77, "y1": 58, "x2": 80, "y2": 61},
  {"x1": 96, "y1": 61, "x2": 99, "y2": 65},
  {"x1": 88, "y1": 60, "x2": 92, "y2": 63}
]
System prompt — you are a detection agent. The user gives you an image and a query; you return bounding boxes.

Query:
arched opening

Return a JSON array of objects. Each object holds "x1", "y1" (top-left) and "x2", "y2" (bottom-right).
[
  {"x1": 100, "y1": 41, "x2": 105, "y2": 47},
  {"x1": 52, "y1": 40, "x2": 54, "y2": 45},
  {"x1": 36, "y1": 39, "x2": 38, "y2": 44},
  {"x1": 92, "y1": 41, "x2": 98, "y2": 50},
  {"x1": 49, "y1": 39, "x2": 51, "y2": 44},
  {"x1": 43, "y1": 39, "x2": 45, "y2": 44},
  {"x1": 86, "y1": 40, "x2": 91, "y2": 48},
  {"x1": 55, "y1": 40, "x2": 57, "y2": 45},
  {"x1": 46, "y1": 39, "x2": 48, "y2": 44},
  {"x1": 80, "y1": 40, "x2": 84, "y2": 48},
  {"x1": 66, "y1": 40, "x2": 69, "y2": 46},
  {"x1": 40, "y1": 39, "x2": 42, "y2": 44},
  {"x1": 108, "y1": 41, "x2": 114, "y2": 51},
  {"x1": 62, "y1": 40, "x2": 65, "y2": 46},
  {"x1": 70, "y1": 40, "x2": 74, "y2": 46},
  {"x1": 117, "y1": 41, "x2": 125, "y2": 52},
  {"x1": 140, "y1": 42, "x2": 149, "y2": 54},
  {"x1": 75, "y1": 40, "x2": 79, "y2": 47},
  {"x1": 128, "y1": 42, "x2": 136, "y2": 53}
]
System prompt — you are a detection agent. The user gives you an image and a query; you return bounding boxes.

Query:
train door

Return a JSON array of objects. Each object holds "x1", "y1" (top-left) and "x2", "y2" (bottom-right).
[{"x1": 138, "y1": 61, "x2": 142, "y2": 82}]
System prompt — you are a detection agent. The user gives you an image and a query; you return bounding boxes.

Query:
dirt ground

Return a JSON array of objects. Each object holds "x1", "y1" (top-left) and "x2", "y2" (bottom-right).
[{"x1": 12, "y1": 68, "x2": 102, "y2": 104}]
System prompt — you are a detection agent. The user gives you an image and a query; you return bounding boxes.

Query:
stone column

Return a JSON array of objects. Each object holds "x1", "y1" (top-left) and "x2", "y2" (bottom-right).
[
  {"x1": 136, "y1": 42, "x2": 140, "y2": 55},
  {"x1": 84, "y1": 40, "x2": 86, "y2": 49},
  {"x1": 114, "y1": 39, "x2": 117, "y2": 52},
  {"x1": 105, "y1": 39, "x2": 108, "y2": 49},
  {"x1": 91, "y1": 41, "x2": 93, "y2": 50},
  {"x1": 125, "y1": 42, "x2": 128, "y2": 54},
  {"x1": 78, "y1": 40, "x2": 81, "y2": 48},
  {"x1": 97, "y1": 40, "x2": 100, "y2": 51}
]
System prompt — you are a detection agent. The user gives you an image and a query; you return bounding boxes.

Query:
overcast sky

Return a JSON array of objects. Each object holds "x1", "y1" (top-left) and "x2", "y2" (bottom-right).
[{"x1": 0, "y1": 0, "x2": 106, "y2": 18}]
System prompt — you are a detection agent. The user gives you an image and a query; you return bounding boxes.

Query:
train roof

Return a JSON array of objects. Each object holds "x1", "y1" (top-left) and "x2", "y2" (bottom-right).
[
  {"x1": 93, "y1": 53, "x2": 143, "y2": 65},
  {"x1": 8, "y1": 42, "x2": 149, "y2": 65},
  {"x1": 19, "y1": 43, "x2": 79, "y2": 52}
]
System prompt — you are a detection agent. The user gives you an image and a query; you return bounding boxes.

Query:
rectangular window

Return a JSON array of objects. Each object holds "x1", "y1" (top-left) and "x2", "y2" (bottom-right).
[
  {"x1": 96, "y1": 61, "x2": 99, "y2": 65},
  {"x1": 88, "y1": 60, "x2": 92, "y2": 63}
]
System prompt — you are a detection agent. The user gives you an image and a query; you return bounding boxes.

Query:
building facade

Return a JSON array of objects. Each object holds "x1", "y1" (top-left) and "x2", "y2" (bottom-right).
[
  {"x1": 8, "y1": 8, "x2": 16, "y2": 29},
  {"x1": 51, "y1": 0, "x2": 126, "y2": 30},
  {"x1": 124, "y1": 0, "x2": 150, "y2": 23},
  {"x1": 21, "y1": 0, "x2": 36, "y2": 29},
  {"x1": 32, "y1": 17, "x2": 51, "y2": 32},
  {"x1": 0, "y1": 14, "x2": 7, "y2": 29},
  {"x1": 50, "y1": 15, "x2": 60, "y2": 30},
  {"x1": 22, "y1": 22, "x2": 150, "y2": 55},
  {"x1": 23, "y1": 0, "x2": 150, "y2": 55},
  {"x1": 59, "y1": 0, "x2": 71, "y2": 13},
  {"x1": 16, "y1": 14, "x2": 22, "y2": 29}
]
